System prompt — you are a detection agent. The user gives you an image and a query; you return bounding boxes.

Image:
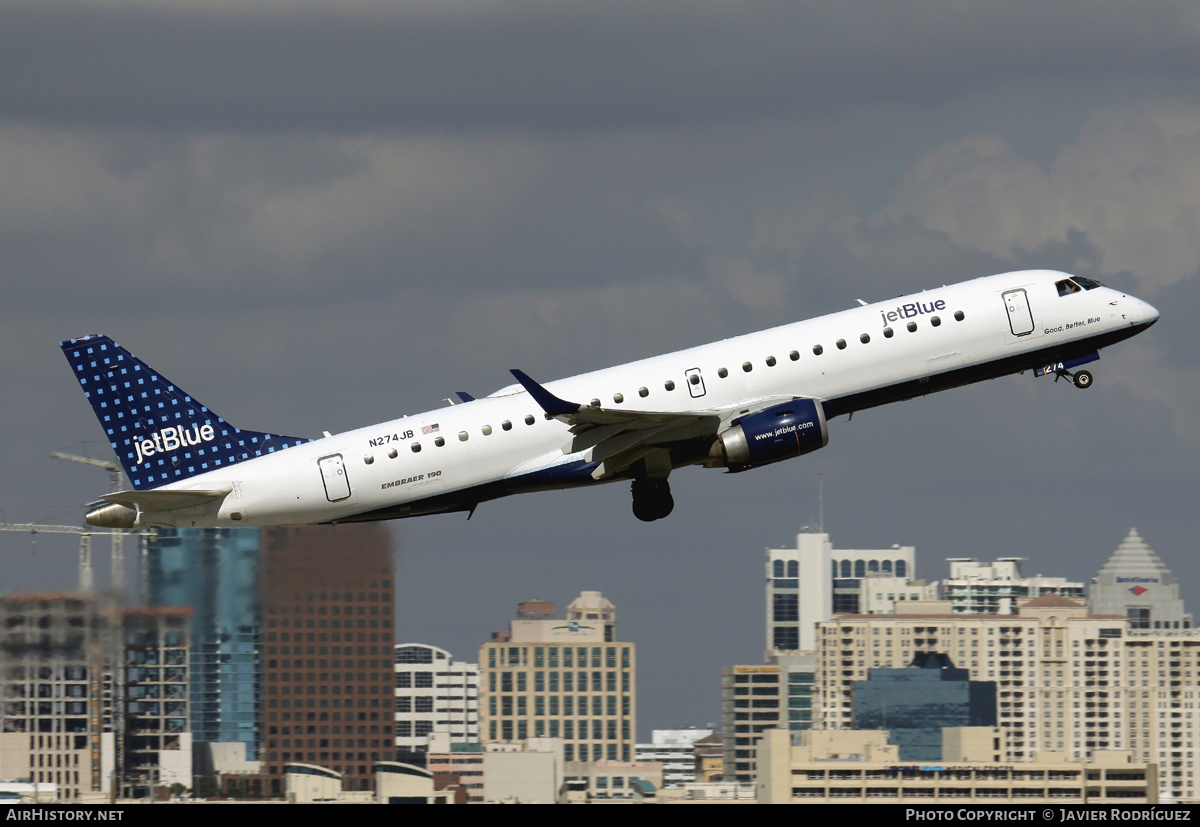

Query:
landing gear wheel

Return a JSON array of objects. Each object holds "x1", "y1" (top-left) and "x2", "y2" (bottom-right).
[
  {"x1": 631, "y1": 478, "x2": 674, "y2": 522},
  {"x1": 1073, "y1": 370, "x2": 1093, "y2": 389}
]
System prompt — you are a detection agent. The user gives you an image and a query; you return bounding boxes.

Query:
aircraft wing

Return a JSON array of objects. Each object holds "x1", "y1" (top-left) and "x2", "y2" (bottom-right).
[{"x1": 509, "y1": 369, "x2": 791, "y2": 479}]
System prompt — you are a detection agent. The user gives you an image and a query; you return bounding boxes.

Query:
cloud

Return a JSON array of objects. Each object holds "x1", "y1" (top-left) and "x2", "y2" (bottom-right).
[
  {"x1": 881, "y1": 101, "x2": 1200, "y2": 293},
  {"x1": 7, "y1": 2, "x2": 1200, "y2": 135}
]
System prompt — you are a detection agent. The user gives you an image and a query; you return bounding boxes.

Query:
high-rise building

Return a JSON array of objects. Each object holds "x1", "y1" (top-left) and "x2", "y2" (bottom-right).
[
  {"x1": 941, "y1": 557, "x2": 1084, "y2": 615},
  {"x1": 0, "y1": 594, "x2": 107, "y2": 800},
  {"x1": 120, "y1": 608, "x2": 192, "y2": 795},
  {"x1": 720, "y1": 664, "x2": 782, "y2": 782},
  {"x1": 478, "y1": 592, "x2": 635, "y2": 763},
  {"x1": 718, "y1": 654, "x2": 818, "y2": 783},
  {"x1": 0, "y1": 596, "x2": 192, "y2": 800},
  {"x1": 142, "y1": 527, "x2": 262, "y2": 759},
  {"x1": 260, "y1": 524, "x2": 395, "y2": 795},
  {"x1": 393, "y1": 643, "x2": 479, "y2": 755},
  {"x1": 852, "y1": 652, "x2": 997, "y2": 760},
  {"x1": 817, "y1": 595, "x2": 1121, "y2": 762},
  {"x1": 766, "y1": 531, "x2": 915, "y2": 654},
  {"x1": 1088, "y1": 528, "x2": 1192, "y2": 630},
  {"x1": 635, "y1": 728, "x2": 714, "y2": 787}
]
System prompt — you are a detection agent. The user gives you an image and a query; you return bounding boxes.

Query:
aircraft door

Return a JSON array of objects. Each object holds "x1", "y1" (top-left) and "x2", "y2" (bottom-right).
[
  {"x1": 318, "y1": 454, "x2": 352, "y2": 502},
  {"x1": 685, "y1": 368, "x2": 706, "y2": 398},
  {"x1": 1002, "y1": 289, "x2": 1035, "y2": 336}
]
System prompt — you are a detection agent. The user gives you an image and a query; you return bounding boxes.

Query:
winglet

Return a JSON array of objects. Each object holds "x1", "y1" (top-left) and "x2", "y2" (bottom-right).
[
  {"x1": 455, "y1": 391, "x2": 476, "y2": 403},
  {"x1": 509, "y1": 370, "x2": 581, "y2": 416}
]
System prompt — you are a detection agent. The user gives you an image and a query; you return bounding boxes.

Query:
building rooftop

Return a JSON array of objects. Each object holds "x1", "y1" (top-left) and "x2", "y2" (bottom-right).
[{"x1": 1095, "y1": 528, "x2": 1178, "y2": 585}]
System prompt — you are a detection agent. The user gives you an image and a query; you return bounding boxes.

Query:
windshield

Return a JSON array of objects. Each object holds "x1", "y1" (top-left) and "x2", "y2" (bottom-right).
[{"x1": 1056, "y1": 276, "x2": 1105, "y2": 296}]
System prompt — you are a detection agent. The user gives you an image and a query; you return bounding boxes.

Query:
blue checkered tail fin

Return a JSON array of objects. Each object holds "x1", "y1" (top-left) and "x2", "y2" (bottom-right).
[{"x1": 61, "y1": 334, "x2": 312, "y2": 491}]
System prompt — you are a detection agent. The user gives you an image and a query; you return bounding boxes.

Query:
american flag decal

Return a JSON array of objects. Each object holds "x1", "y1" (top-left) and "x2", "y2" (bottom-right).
[{"x1": 422, "y1": 423, "x2": 440, "y2": 435}]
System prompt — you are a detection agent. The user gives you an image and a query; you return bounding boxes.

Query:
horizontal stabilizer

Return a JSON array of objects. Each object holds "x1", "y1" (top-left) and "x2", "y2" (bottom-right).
[{"x1": 102, "y1": 487, "x2": 232, "y2": 511}]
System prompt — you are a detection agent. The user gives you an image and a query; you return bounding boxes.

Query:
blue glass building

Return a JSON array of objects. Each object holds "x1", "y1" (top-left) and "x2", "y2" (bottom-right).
[
  {"x1": 853, "y1": 652, "x2": 996, "y2": 761},
  {"x1": 143, "y1": 527, "x2": 263, "y2": 759}
]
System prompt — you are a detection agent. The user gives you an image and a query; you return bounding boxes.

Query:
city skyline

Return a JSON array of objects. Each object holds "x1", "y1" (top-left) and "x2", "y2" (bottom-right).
[{"x1": 0, "y1": 519, "x2": 1182, "y2": 740}]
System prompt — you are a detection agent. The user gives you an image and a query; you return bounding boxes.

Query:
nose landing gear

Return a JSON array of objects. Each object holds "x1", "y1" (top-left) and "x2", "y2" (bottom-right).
[
  {"x1": 631, "y1": 478, "x2": 674, "y2": 522},
  {"x1": 1053, "y1": 367, "x2": 1093, "y2": 389}
]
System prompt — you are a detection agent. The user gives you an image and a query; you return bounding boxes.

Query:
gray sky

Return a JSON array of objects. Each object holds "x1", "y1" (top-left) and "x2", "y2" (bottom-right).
[{"x1": 3, "y1": 1, "x2": 1200, "y2": 737}]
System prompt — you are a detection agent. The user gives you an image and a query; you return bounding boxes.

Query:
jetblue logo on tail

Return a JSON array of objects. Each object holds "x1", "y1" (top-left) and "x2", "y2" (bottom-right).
[
  {"x1": 61, "y1": 334, "x2": 311, "y2": 490},
  {"x1": 133, "y1": 424, "x2": 216, "y2": 466}
]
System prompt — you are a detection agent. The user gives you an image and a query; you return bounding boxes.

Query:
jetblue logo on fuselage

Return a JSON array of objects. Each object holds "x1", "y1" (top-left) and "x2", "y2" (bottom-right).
[
  {"x1": 881, "y1": 299, "x2": 946, "y2": 326},
  {"x1": 133, "y1": 424, "x2": 215, "y2": 465}
]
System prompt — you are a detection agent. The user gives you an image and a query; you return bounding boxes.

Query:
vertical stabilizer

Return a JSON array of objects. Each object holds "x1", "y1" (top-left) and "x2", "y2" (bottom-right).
[{"x1": 61, "y1": 335, "x2": 311, "y2": 490}]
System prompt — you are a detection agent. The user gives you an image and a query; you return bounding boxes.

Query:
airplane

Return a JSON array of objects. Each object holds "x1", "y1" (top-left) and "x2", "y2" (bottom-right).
[{"x1": 63, "y1": 269, "x2": 1158, "y2": 529}]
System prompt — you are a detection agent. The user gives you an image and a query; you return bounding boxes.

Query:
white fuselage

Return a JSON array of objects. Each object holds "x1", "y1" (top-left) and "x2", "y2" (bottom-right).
[{"x1": 136, "y1": 270, "x2": 1157, "y2": 528}]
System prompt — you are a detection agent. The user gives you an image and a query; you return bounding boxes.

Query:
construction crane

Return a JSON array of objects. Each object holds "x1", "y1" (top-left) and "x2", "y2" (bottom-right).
[
  {"x1": 50, "y1": 449, "x2": 129, "y2": 595},
  {"x1": 0, "y1": 522, "x2": 95, "y2": 592}
]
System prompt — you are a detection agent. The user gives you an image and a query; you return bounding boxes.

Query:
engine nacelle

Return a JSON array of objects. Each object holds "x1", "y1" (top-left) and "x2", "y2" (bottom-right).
[{"x1": 707, "y1": 398, "x2": 829, "y2": 472}]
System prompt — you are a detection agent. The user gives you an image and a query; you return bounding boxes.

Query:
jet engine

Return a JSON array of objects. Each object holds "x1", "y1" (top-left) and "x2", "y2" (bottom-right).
[{"x1": 707, "y1": 398, "x2": 828, "y2": 471}]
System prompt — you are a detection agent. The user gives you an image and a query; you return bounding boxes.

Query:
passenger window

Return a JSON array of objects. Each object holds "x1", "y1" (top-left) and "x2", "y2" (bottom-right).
[
  {"x1": 689, "y1": 375, "x2": 701, "y2": 386},
  {"x1": 458, "y1": 431, "x2": 469, "y2": 442},
  {"x1": 860, "y1": 333, "x2": 870, "y2": 344},
  {"x1": 482, "y1": 425, "x2": 493, "y2": 436},
  {"x1": 590, "y1": 398, "x2": 601, "y2": 408},
  {"x1": 883, "y1": 327, "x2": 894, "y2": 338},
  {"x1": 524, "y1": 415, "x2": 535, "y2": 425},
  {"x1": 717, "y1": 368, "x2": 728, "y2": 378},
  {"x1": 665, "y1": 380, "x2": 676, "y2": 391},
  {"x1": 742, "y1": 362, "x2": 753, "y2": 372},
  {"x1": 638, "y1": 387, "x2": 649, "y2": 398},
  {"x1": 931, "y1": 316, "x2": 941, "y2": 327},
  {"x1": 363, "y1": 454, "x2": 374, "y2": 465},
  {"x1": 954, "y1": 310, "x2": 965, "y2": 321},
  {"x1": 766, "y1": 356, "x2": 776, "y2": 367},
  {"x1": 907, "y1": 322, "x2": 917, "y2": 332},
  {"x1": 388, "y1": 448, "x2": 398, "y2": 458},
  {"x1": 813, "y1": 345, "x2": 823, "y2": 355},
  {"x1": 613, "y1": 393, "x2": 624, "y2": 403},
  {"x1": 836, "y1": 339, "x2": 847, "y2": 350},
  {"x1": 411, "y1": 443, "x2": 422, "y2": 453},
  {"x1": 789, "y1": 350, "x2": 799, "y2": 361},
  {"x1": 434, "y1": 437, "x2": 445, "y2": 447},
  {"x1": 501, "y1": 420, "x2": 512, "y2": 431}
]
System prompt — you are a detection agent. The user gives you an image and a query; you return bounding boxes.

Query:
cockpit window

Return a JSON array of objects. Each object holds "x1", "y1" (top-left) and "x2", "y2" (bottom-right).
[{"x1": 1057, "y1": 277, "x2": 1104, "y2": 296}]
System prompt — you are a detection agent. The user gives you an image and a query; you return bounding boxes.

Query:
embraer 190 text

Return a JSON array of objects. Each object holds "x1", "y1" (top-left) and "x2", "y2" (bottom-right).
[{"x1": 64, "y1": 270, "x2": 1158, "y2": 528}]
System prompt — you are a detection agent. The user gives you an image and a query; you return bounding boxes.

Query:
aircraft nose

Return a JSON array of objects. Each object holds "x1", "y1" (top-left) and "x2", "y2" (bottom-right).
[{"x1": 1138, "y1": 297, "x2": 1160, "y2": 327}]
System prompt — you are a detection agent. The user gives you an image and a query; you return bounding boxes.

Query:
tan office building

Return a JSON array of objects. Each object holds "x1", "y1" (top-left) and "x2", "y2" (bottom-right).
[
  {"x1": 479, "y1": 592, "x2": 635, "y2": 763},
  {"x1": 817, "y1": 594, "x2": 1200, "y2": 801},
  {"x1": 756, "y1": 728, "x2": 1155, "y2": 804}
]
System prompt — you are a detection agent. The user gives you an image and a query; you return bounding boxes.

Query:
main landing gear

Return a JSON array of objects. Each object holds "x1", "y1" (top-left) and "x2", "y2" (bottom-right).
[{"x1": 631, "y1": 478, "x2": 674, "y2": 522}]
